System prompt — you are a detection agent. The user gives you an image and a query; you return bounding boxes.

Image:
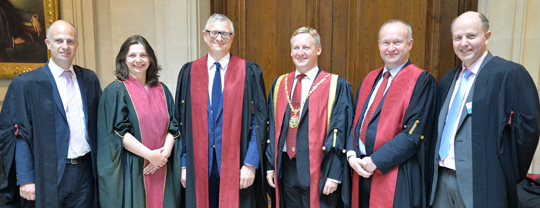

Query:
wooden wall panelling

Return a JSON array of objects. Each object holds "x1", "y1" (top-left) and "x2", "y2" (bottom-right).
[
  {"x1": 347, "y1": 0, "x2": 430, "y2": 89},
  {"x1": 214, "y1": 0, "x2": 477, "y2": 92}
]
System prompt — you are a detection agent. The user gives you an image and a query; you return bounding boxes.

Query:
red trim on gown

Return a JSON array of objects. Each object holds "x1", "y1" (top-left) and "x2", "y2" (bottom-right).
[
  {"x1": 124, "y1": 76, "x2": 169, "y2": 208},
  {"x1": 190, "y1": 55, "x2": 246, "y2": 208},
  {"x1": 273, "y1": 70, "x2": 331, "y2": 208},
  {"x1": 352, "y1": 65, "x2": 423, "y2": 208}
]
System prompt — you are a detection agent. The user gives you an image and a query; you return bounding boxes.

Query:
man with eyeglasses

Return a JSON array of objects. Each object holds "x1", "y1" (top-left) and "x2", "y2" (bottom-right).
[
  {"x1": 175, "y1": 13, "x2": 268, "y2": 208},
  {"x1": 346, "y1": 19, "x2": 437, "y2": 207}
]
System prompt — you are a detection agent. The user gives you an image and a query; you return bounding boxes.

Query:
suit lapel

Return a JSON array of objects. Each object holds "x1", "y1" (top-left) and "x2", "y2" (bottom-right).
[
  {"x1": 297, "y1": 69, "x2": 321, "y2": 125},
  {"x1": 74, "y1": 66, "x2": 89, "y2": 123},
  {"x1": 43, "y1": 63, "x2": 67, "y2": 121},
  {"x1": 455, "y1": 52, "x2": 493, "y2": 132},
  {"x1": 438, "y1": 69, "x2": 460, "y2": 136}
]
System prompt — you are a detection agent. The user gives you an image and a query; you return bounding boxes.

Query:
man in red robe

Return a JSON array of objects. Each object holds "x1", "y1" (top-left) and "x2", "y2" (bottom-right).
[
  {"x1": 346, "y1": 19, "x2": 437, "y2": 207},
  {"x1": 266, "y1": 27, "x2": 354, "y2": 208},
  {"x1": 175, "y1": 14, "x2": 268, "y2": 208}
]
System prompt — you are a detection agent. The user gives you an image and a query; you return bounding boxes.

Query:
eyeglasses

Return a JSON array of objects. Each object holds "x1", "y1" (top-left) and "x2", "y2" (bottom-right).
[{"x1": 205, "y1": 30, "x2": 233, "y2": 39}]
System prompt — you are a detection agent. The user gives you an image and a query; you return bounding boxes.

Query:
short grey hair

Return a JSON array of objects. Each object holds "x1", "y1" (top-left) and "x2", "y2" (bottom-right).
[
  {"x1": 451, "y1": 11, "x2": 490, "y2": 33},
  {"x1": 378, "y1": 19, "x2": 413, "y2": 43},
  {"x1": 290, "y1": 27, "x2": 321, "y2": 47},
  {"x1": 204, "y1": 13, "x2": 235, "y2": 33}
]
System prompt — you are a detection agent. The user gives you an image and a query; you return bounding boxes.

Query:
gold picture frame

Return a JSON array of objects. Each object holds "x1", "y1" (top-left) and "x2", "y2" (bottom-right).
[{"x1": 0, "y1": 0, "x2": 58, "y2": 79}]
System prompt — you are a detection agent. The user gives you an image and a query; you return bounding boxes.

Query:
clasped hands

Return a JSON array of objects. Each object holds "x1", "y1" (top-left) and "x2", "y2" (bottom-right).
[
  {"x1": 180, "y1": 164, "x2": 256, "y2": 189},
  {"x1": 143, "y1": 147, "x2": 170, "y2": 175},
  {"x1": 348, "y1": 156, "x2": 377, "y2": 178}
]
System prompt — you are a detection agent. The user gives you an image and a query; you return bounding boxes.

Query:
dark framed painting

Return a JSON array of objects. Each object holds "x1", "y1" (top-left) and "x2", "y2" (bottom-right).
[{"x1": 0, "y1": 0, "x2": 58, "y2": 79}]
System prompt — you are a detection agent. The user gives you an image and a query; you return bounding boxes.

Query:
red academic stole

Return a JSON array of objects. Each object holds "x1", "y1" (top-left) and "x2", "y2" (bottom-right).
[
  {"x1": 123, "y1": 76, "x2": 169, "y2": 208},
  {"x1": 190, "y1": 55, "x2": 245, "y2": 208},
  {"x1": 273, "y1": 70, "x2": 334, "y2": 208},
  {"x1": 352, "y1": 64, "x2": 423, "y2": 208}
]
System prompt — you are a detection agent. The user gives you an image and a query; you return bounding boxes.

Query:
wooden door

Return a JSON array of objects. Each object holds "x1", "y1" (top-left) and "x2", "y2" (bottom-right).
[{"x1": 212, "y1": 0, "x2": 477, "y2": 94}]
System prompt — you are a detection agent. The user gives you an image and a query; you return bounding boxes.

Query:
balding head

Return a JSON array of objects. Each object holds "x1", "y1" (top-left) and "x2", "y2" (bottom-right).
[{"x1": 45, "y1": 20, "x2": 79, "y2": 69}]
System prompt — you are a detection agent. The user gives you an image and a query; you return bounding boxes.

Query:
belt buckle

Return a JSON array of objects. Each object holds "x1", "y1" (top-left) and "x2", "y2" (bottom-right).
[{"x1": 67, "y1": 158, "x2": 79, "y2": 165}]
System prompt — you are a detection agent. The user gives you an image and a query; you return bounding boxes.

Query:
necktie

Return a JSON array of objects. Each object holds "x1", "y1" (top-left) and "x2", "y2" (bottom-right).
[
  {"x1": 439, "y1": 69, "x2": 473, "y2": 160},
  {"x1": 211, "y1": 62, "x2": 222, "y2": 118},
  {"x1": 286, "y1": 74, "x2": 306, "y2": 159},
  {"x1": 62, "y1": 71, "x2": 85, "y2": 153},
  {"x1": 359, "y1": 71, "x2": 390, "y2": 145}
]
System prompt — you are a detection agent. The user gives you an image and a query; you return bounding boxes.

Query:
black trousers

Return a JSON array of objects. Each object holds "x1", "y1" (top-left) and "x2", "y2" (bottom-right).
[
  {"x1": 57, "y1": 153, "x2": 94, "y2": 208},
  {"x1": 209, "y1": 149, "x2": 220, "y2": 208},
  {"x1": 281, "y1": 152, "x2": 310, "y2": 208}
]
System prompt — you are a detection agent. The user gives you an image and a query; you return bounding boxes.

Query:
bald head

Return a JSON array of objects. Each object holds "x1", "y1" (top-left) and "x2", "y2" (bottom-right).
[
  {"x1": 451, "y1": 11, "x2": 489, "y2": 33},
  {"x1": 451, "y1": 11, "x2": 491, "y2": 68},
  {"x1": 45, "y1": 20, "x2": 79, "y2": 69},
  {"x1": 46, "y1": 20, "x2": 78, "y2": 41}
]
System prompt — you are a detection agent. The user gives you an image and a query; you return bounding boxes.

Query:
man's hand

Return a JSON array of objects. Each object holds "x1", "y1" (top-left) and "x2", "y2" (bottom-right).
[
  {"x1": 362, "y1": 156, "x2": 377, "y2": 174},
  {"x1": 181, "y1": 168, "x2": 186, "y2": 188},
  {"x1": 348, "y1": 156, "x2": 372, "y2": 178},
  {"x1": 322, "y1": 179, "x2": 338, "y2": 195},
  {"x1": 20, "y1": 183, "x2": 35, "y2": 201},
  {"x1": 239, "y1": 164, "x2": 256, "y2": 189},
  {"x1": 266, "y1": 171, "x2": 276, "y2": 188}
]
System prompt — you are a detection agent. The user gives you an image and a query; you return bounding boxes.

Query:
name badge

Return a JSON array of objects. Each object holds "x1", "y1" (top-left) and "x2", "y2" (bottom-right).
[{"x1": 466, "y1": 102, "x2": 472, "y2": 114}]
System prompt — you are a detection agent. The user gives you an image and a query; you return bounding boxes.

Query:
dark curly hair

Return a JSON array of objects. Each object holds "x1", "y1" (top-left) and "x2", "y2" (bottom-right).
[{"x1": 115, "y1": 35, "x2": 160, "y2": 86}]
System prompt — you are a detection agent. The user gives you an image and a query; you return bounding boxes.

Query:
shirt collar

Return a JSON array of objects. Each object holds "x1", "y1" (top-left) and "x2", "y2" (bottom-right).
[
  {"x1": 383, "y1": 60, "x2": 407, "y2": 78},
  {"x1": 48, "y1": 59, "x2": 75, "y2": 78},
  {"x1": 295, "y1": 66, "x2": 319, "y2": 81},
  {"x1": 207, "y1": 53, "x2": 231, "y2": 70},
  {"x1": 462, "y1": 51, "x2": 488, "y2": 75}
]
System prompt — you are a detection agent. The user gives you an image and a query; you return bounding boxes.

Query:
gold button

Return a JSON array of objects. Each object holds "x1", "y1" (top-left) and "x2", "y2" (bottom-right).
[
  {"x1": 267, "y1": 121, "x2": 270, "y2": 125},
  {"x1": 420, "y1": 135, "x2": 425, "y2": 140},
  {"x1": 181, "y1": 100, "x2": 184, "y2": 104},
  {"x1": 267, "y1": 140, "x2": 270, "y2": 144},
  {"x1": 404, "y1": 125, "x2": 407, "y2": 128},
  {"x1": 180, "y1": 122, "x2": 182, "y2": 126},
  {"x1": 334, "y1": 129, "x2": 338, "y2": 133},
  {"x1": 342, "y1": 149, "x2": 346, "y2": 154},
  {"x1": 250, "y1": 126, "x2": 252, "y2": 130},
  {"x1": 322, "y1": 146, "x2": 326, "y2": 151}
]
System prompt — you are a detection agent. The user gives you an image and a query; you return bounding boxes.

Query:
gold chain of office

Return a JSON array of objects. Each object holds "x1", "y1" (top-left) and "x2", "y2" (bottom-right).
[{"x1": 284, "y1": 74, "x2": 330, "y2": 128}]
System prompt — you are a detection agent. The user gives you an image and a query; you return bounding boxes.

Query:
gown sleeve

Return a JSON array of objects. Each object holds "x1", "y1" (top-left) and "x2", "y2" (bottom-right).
[
  {"x1": 370, "y1": 71, "x2": 438, "y2": 174},
  {"x1": 321, "y1": 77, "x2": 354, "y2": 182},
  {"x1": 504, "y1": 64, "x2": 540, "y2": 181},
  {"x1": 0, "y1": 75, "x2": 32, "y2": 205},
  {"x1": 161, "y1": 82, "x2": 183, "y2": 203},
  {"x1": 96, "y1": 81, "x2": 133, "y2": 207}
]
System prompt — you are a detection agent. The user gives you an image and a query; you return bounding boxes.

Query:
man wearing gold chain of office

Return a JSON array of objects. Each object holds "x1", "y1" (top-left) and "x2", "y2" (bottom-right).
[{"x1": 265, "y1": 27, "x2": 354, "y2": 208}]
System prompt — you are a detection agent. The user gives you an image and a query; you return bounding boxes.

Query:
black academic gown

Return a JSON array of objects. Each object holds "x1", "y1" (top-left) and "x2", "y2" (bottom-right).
[
  {"x1": 430, "y1": 55, "x2": 540, "y2": 207},
  {"x1": 175, "y1": 59, "x2": 268, "y2": 208},
  {"x1": 0, "y1": 64, "x2": 101, "y2": 208},
  {"x1": 266, "y1": 70, "x2": 354, "y2": 208},
  {"x1": 345, "y1": 63, "x2": 437, "y2": 208}
]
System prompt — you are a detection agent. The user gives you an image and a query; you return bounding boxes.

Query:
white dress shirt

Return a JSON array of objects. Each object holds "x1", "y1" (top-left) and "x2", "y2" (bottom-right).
[
  {"x1": 439, "y1": 51, "x2": 488, "y2": 170},
  {"x1": 207, "y1": 53, "x2": 230, "y2": 105},
  {"x1": 48, "y1": 60, "x2": 90, "y2": 158},
  {"x1": 347, "y1": 61, "x2": 407, "y2": 158},
  {"x1": 283, "y1": 66, "x2": 319, "y2": 152}
]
